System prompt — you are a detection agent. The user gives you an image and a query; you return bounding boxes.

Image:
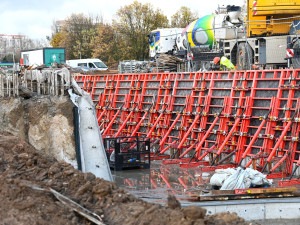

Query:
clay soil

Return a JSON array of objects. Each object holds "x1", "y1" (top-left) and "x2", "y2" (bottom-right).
[{"x1": 0, "y1": 132, "x2": 253, "y2": 225}]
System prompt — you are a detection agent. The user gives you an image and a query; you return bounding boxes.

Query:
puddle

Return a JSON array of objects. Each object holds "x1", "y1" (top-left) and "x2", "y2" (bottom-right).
[
  {"x1": 112, "y1": 160, "x2": 213, "y2": 204},
  {"x1": 112, "y1": 160, "x2": 300, "y2": 205}
]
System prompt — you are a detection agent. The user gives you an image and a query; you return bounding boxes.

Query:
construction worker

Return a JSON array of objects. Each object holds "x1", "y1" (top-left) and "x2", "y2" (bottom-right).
[{"x1": 213, "y1": 56, "x2": 236, "y2": 71}]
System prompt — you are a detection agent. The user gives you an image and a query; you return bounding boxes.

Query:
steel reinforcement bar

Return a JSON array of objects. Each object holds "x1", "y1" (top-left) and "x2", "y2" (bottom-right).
[{"x1": 74, "y1": 70, "x2": 300, "y2": 177}]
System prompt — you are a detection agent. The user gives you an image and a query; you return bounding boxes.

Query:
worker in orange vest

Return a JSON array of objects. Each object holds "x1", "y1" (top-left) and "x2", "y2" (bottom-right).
[{"x1": 213, "y1": 56, "x2": 236, "y2": 71}]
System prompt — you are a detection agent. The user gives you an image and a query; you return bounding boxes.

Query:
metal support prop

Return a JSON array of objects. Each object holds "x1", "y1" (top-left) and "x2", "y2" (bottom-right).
[
  {"x1": 159, "y1": 103, "x2": 187, "y2": 147},
  {"x1": 238, "y1": 107, "x2": 272, "y2": 167},
  {"x1": 97, "y1": 101, "x2": 111, "y2": 123},
  {"x1": 261, "y1": 107, "x2": 299, "y2": 173},
  {"x1": 102, "y1": 103, "x2": 125, "y2": 136},
  {"x1": 180, "y1": 106, "x2": 225, "y2": 159},
  {"x1": 129, "y1": 103, "x2": 154, "y2": 138},
  {"x1": 177, "y1": 105, "x2": 205, "y2": 149},
  {"x1": 160, "y1": 140, "x2": 177, "y2": 154},
  {"x1": 211, "y1": 106, "x2": 247, "y2": 166},
  {"x1": 114, "y1": 103, "x2": 138, "y2": 137},
  {"x1": 146, "y1": 103, "x2": 169, "y2": 138}
]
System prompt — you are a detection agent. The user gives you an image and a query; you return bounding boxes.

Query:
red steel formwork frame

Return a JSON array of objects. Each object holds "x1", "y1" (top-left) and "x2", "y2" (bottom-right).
[{"x1": 73, "y1": 69, "x2": 300, "y2": 178}]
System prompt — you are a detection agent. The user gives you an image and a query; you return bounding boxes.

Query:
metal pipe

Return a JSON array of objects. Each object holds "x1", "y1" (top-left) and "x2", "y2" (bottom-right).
[
  {"x1": 261, "y1": 118, "x2": 294, "y2": 173},
  {"x1": 146, "y1": 104, "x2": 168, "y2": 138},
  {"x1": 179, "y1": 141, "x2": 198, "y2": 159},
  {"x1": 216, "y1": 149, "x2": 238, "y2": 165},
  {"x1": 160, "y1": 140, "x2": 176, "y2": 154},
  {"x1": 102, "y1": 103, "x2": 125, "y2": 135},
  {"x1": 238, "y1": 108, "x2": 272, "y2": 167},
  {"x1": 114, "y1": 103, "x2": 137, "y2": 137},
  {"x1": 177, "y1": 106, "x2": 205, "y2": 149},
  {"x1": 211, "y1": 107, "x2": 247, "y2": 166},
  {"x1": 160, "y1": 105, "x2": 186, "y2": 147},
  {"x1": 270, "y1": 152, "x2": 289, "y2": 173}
]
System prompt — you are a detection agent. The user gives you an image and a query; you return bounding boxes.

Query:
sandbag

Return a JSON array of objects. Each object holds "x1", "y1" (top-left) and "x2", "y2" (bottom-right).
[
  {"x1": 210, "y1": 167, "x2": 273, "y2": 190},
  {"x1": 210, "y1": 168, "x2": 236, "y2": 187}
]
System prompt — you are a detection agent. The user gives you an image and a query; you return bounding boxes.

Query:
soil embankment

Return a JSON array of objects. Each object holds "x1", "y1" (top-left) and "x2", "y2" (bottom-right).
[
  {"x1": 0, "y1": 96, "x2": 252, "y2": 224},
  {"x1": 0, "y1": 96, "x2": 76, "y2": 167},
  {"x1": 0, "y1": 132, "x2": 251, "y2": 225}
]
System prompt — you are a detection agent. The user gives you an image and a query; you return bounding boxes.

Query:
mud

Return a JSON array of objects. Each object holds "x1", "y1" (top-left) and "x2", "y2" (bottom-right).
[
  {"x1": 0, "y1": 96, "x2": 76, "y2": 166},
  {"x1": 0, "y1": 132, "x2": 253, "y2": 225}
]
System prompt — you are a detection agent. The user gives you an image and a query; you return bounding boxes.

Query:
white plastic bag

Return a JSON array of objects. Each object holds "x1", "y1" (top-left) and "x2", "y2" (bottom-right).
[{"x1": 210, "y1": 167, "x2": 273, "y2": 190}]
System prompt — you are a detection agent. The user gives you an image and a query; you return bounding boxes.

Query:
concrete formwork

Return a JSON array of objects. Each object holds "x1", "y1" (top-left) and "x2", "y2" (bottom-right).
[{"x1": 74, "y1": 70, "x2": 300, "y2": 180}]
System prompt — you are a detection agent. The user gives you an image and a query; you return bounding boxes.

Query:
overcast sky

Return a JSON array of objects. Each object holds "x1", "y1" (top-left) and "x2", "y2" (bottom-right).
[{"x1": 1, "y1": 0, "x2": 243, "y2": 39}]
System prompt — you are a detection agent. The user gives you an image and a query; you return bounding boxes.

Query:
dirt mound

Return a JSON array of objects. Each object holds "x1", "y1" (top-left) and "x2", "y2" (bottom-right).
[{"x1": 0, "y1": 132, "x2": 252, "y2": 225}]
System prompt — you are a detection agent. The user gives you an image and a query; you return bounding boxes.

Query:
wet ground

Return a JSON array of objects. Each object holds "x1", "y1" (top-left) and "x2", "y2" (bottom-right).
[
  {"x1": 112, "y1": 160, "x2": 213, "y2": 205},
  {"x1": 112, "y1": 160, "x2": 300, "y2": 202},
  {"x1": 112, "y1": 160, "x2": 300, "y2": 223}
]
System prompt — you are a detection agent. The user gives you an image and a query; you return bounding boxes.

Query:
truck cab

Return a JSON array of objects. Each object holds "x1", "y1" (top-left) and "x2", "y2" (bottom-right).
[{"x1": 149, "y1": 28, "x2": 183, "y2": 58}]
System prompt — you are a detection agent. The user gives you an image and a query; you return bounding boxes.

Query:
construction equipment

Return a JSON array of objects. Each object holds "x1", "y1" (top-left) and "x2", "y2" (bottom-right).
[{"x1": 149, "y1": 1, "x2": 300, "y2": 71}]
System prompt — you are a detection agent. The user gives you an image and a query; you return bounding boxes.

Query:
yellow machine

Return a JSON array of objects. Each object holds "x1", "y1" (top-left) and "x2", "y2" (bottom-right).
[
  {"x1": 224, "y1": 0, "x2": 300, "y2": 69},
  {"x1": 247, "y1": 0, "x2": 300, "y2": 37}
]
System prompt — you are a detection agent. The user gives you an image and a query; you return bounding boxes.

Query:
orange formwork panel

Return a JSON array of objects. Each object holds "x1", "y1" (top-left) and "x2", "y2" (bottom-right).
[{"x1": 75, "y1": 69, "x2": 300, "y2": 178}]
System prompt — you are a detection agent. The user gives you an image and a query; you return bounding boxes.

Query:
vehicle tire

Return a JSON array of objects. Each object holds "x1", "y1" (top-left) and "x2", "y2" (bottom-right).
[
  {"x1": 201, "y1": 61, "x2": 211, "y2": 71},
  {"x1": 291, "y1": 39, "x2": 300, "y2": 69},
  {"x1": 236, "y1": 42, "x2": 253, "y2": 70}
]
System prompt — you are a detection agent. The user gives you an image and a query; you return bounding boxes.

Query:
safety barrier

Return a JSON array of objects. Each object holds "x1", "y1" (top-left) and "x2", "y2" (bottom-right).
[{"x1": 74, "y1": 70, "x2": 300, "y2": 178}]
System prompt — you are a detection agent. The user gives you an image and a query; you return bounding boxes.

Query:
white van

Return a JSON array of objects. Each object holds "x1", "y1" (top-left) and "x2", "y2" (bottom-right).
[{"x1": 66, "y1": 58, "x2": 108, "y2": 71}]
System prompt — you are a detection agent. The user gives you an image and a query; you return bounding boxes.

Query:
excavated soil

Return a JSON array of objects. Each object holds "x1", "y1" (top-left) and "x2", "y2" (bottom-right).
[{"x1": 0, "y1": 132, "x2": 253, "y2": 225}]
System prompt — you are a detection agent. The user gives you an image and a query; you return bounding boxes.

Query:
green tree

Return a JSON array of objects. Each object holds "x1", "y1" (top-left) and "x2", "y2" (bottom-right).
[
  {"x1": 171, "y1": 6, "x2": 199, "y2": 28},
  {"x1": 50, "y1": 32, "x2": 63, "y2": 47},
  {"x1": 91, "y1": 23, "x2": 129, "y2": 67},
  {"x1": 51, "y1": 14, "x2": 100, "y2": 59},
  {"x1": 114, "y1": 1, "x2": 169, "y2": 60},
  {"x1": 1, "y1": 54, "x2": 14, "y2": 63}
]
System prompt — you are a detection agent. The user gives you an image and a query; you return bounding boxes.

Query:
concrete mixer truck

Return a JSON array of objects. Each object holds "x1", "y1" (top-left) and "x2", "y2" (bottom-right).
[{"x1": 149, "y1": 1, "x2": 300, "y2": 71}]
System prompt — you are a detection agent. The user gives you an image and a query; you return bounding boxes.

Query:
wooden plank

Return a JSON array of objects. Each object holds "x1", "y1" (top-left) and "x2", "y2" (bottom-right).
[
  {"x1": 189, "y1": 192, "x2": 298, "y2": 201},
  {"x1": 235, "y1": 187, "x2": 297, "y2": 194},
  {"x1": 210, "y1": 190, "x2": 235, "y2": 195}
]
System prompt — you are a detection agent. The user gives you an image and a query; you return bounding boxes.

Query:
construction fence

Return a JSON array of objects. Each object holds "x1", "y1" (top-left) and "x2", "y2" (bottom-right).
[{"x1": 74, "y1": 69, "x2": 300, "y2": 181}]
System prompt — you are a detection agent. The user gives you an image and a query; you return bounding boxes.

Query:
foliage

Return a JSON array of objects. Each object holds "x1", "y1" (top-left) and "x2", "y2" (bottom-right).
[
  {"x1": 114, "y1": 1, "x2": 169, "y2": 60},
  {"x1": 50, "y1": 2, "x2": 170, "y2": 63},
  {"x1": 171, "y1": 6, "x2": 199, "y2": 28},
  {"x1": 50, "y1": 32, "x2": 63, "y2": 48},
  {"x1": 91, "y1": 23, "x2": 128, "y2": 67},
  {"x1": 1, "y1": 54, "x2": 14, "y2": 63},
  {"x1": 51, "y1": 14, "x2": 100, "y2": 59}
]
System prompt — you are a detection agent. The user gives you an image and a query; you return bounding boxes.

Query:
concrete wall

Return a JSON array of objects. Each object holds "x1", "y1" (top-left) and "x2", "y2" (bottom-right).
[
  {"x1": 0, "y1": 96, "x2": 77, "y2": 167},
  {"x1": 184, "y1": 198, "x2": 300, "y2": 221}
]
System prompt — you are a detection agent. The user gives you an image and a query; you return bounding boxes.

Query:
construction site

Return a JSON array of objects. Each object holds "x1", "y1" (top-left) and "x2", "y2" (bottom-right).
[{"x1": 1, "y1": 0, "x2": 300, "y2": 224}]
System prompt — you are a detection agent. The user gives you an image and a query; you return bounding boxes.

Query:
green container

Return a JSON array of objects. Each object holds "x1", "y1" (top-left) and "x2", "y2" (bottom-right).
[{"x1": 43, "y1": 48, "x2": 65, "y2": 66}]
